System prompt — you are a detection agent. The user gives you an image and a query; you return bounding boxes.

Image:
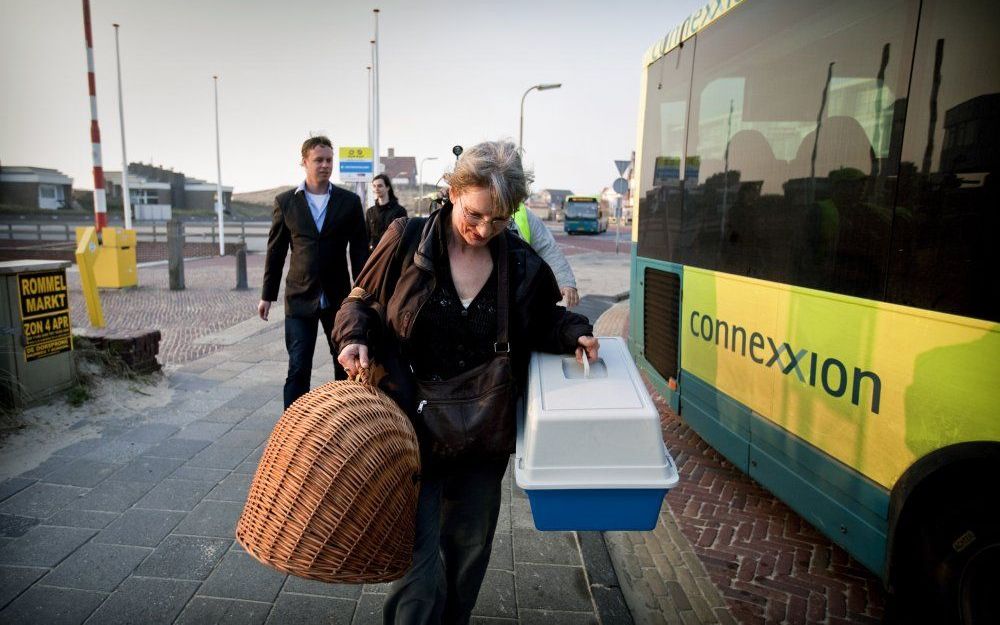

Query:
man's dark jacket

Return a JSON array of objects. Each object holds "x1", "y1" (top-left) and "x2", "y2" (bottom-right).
[
  {"x1": 261, "y1": 185, "x2": 369, "y2": 318},
  {"x1": 365, "y1": 199, "x2": 408, "y2": 250},
  {"x1": 333, "y1": 204, "x2": 592, "y2": 416}
]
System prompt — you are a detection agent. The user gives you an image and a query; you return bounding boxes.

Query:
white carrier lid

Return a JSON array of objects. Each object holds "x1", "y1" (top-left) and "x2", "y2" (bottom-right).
[{"x1": 515, "y1": 336, "x2": 679, "y2": 490}]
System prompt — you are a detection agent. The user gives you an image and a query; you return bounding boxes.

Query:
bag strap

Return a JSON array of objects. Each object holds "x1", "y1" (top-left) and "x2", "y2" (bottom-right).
[
  {"x1": 495, "y1": 233, "x2": 510, "y2": 353},
  {"x1": 380, "y1": 217, "x2": 425, "y2": 308}
]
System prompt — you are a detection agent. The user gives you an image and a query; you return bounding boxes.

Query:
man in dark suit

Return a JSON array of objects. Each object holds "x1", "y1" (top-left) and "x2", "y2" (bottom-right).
[{"x1": 258, "y1": 136, "x2": 369, "y2": 408}]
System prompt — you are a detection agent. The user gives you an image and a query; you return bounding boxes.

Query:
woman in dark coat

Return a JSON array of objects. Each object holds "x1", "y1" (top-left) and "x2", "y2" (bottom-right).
[
  {"x1": 335, "y1": 140, "x2": 599, "y2": 625},
  {"x1": 366, "y1": 173, "x2": 408, "y2": 250}
]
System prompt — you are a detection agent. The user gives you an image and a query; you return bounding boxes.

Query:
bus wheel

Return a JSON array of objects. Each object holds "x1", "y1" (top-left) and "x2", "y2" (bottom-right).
[
  {"x1": 892, "y1": 472, "x2": 1000, "y2": 624},
  {"x1": 959, "y1": 543, "x2": 1000, "y2": 624}
]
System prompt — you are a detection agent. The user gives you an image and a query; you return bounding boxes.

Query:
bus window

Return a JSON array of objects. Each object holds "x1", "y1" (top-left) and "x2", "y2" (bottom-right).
[
  {"x1": 637, "y1": 42, "x2": 694, "y2": 262},
  {"x1": 678, "y1": 0, "x2": 917, "y2": 298},
  {"x1": 887, "y1": 0, "x2": 1000, "y2": 323},
  {"x1": 564, "y1": 200, "x2": 598, "y2": 220}
]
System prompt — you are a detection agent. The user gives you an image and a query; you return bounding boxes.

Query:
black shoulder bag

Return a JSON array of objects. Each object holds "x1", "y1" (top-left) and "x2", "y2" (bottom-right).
[{"x1": 412, "y1": 233, "x2": 516, "y2": 462}]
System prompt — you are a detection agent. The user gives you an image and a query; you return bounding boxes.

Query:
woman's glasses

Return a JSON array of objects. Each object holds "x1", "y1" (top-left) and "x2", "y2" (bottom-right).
[{"x1": 460, "y1": 201, "x2": 510, "y2": 230}]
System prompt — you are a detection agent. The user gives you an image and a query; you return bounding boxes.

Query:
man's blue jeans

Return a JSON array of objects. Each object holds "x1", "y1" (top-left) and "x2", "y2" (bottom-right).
[{"x1": 283, "y1": 307, "x2": 345, "y2": 408}]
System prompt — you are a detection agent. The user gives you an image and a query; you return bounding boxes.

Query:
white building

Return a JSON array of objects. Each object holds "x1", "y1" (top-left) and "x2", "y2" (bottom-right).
[{"x1": 0, "y1": 166, "x2": 73, "y2": 210}]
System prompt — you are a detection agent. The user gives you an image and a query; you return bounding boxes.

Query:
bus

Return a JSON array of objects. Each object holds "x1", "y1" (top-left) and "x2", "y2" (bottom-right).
[
  {"x1": 629, "y1": 1, "x2": 998, "y2": 622},
  {"x1": 563, "y1": 196, "x2": 608, "y2": 234}
]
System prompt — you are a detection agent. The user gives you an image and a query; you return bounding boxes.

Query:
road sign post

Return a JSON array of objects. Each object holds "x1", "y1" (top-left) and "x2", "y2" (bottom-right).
[
  {"x1": 612, "y1": 159, "x2": 631, "y2": 254},
  {"x1": 612, "y1": 176, "x2": 629, "y2": 254},
  {"x1": 339, "y1": 147, "x2": 374, "y2": 184},
  {"x1": 339, "y1": 147, "x2": 374, "y2": 208}
]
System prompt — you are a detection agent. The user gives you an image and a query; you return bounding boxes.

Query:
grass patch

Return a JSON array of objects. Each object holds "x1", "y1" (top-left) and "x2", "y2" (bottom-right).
[{"x1": 67, "y1": 384, "x2": 91, "y2": 406}]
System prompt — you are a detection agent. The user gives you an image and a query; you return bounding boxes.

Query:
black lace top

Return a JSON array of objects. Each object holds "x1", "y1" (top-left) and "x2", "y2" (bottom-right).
[{"x1": 407, "y1": 246, "x2": 501, "y2": 382}]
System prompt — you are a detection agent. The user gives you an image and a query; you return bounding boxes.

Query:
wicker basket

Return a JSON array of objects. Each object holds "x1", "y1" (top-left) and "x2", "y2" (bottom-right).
[{"x1": 235, "y1": 374, "x2": 420, "y2": 583}]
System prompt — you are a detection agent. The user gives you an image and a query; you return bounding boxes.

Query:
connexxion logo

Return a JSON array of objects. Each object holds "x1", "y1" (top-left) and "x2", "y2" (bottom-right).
[{"x1": 689, "y1": 310, "x2": 882, "y2": 414}]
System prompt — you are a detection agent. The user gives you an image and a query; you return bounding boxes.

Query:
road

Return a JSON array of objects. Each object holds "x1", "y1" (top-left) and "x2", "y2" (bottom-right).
[{"x1": 546, "y1": 222, "x2": 631, "y2": 256}]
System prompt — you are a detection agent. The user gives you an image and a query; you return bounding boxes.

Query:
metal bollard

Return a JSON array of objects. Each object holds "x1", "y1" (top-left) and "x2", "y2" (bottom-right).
[
  {"x1": 235, "y1": 245, "x2": 248, "y2": 290},
  {"x1": 167, "y1": 219, "x2": 185, "y2": 291}
]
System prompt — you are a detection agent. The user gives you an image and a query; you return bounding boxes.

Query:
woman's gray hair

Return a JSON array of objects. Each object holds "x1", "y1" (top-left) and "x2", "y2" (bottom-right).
[{"x1": 444, "y1": 140, "x2": 534, "y2": 218}]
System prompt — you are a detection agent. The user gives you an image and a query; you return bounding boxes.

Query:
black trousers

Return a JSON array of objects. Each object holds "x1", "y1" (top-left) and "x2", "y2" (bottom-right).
[
  {"x1": 283, "y1": 307, "x2": 345, "y2": 408},
  {"x1": 382, "y1": 457, "x2": 508, "y2": 625}
]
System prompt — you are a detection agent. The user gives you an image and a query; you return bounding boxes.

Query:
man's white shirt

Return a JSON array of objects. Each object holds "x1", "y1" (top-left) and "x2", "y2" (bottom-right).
[{"x1": 297, "y1": 181, "x2": 332, "y2": 309}]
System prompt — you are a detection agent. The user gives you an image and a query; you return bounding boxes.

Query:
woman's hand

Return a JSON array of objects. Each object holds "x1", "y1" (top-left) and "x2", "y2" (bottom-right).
[
  {"x1": 575, "y1": 335, "x2": 600, "y2": 364},
  {"x1": 560, "y1": 287, "x2": 580, "y2": 308},
  {"x1": 337, "y1": 343, "x2": 369, "y2": 378}
]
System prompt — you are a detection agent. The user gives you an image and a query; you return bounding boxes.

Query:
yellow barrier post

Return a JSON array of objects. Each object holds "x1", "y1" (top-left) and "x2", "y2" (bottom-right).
[
  {"x1": 92, "y1": 227, "x2": 138, "y2": 288},
  {"x1": 74, "y1": 226, "x2": 105, "y2": 328}
]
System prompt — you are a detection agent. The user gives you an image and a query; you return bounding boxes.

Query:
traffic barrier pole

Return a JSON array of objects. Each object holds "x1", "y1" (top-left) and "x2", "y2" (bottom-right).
[{"x1": 82, "y1": 0, "x2": 108, "y2": 233}]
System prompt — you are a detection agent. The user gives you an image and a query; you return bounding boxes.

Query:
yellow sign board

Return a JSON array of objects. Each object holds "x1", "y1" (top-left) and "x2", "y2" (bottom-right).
[
  {"x1": 18, "y1": 270, "x2": 73, "y2": 362},
  {"x1": 681, "y1": 267, "x2": 1000, "y2": 489},
  {"x1": 339, "y1": 147, "x2": 373, "y2": 160}
]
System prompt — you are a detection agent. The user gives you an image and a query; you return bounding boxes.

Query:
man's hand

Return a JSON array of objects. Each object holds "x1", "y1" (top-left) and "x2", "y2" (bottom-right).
[
  {"x1": 575, "y1": 335, "x2": 600, "y2": 364},
  {"x1": 337, "y1": 343, "x2": 370, "y2": 378},
  {"x1": 560, "y1": 287, "x2": 580, "y2": 308},
  {"x1": 258, "y1": 300, "x2": 272, "y2": 321}
]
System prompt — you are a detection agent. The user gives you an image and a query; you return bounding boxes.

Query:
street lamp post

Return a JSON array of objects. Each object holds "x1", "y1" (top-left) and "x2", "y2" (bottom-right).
[
  {"x1": 366, "y1": 65, "x2": 373, "y2": 153},
  {"x1": 372, "y1": 9, "x2": 380, "y2": 174},
  {"x1": 419, "y1": 156, "x2": 438, "y2": 216},
  {"x1": 519, "y1": 83, "x2": 562, "y2": 153},
  {"x1": 112, "y1": 23, "x2": 131, "y2": 230},
  {"x1": 212, "y1": 75, "x2": 225, "y2": 256}
]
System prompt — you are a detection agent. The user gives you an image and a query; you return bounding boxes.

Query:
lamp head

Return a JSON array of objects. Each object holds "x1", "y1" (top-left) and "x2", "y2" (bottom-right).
[{"x1": 537, "y1": 83, "x2": 562, "y2": 90}]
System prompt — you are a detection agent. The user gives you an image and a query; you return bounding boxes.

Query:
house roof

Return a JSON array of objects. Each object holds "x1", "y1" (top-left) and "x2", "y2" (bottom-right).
[
  {"x1": 0, "y1": 166, "x2": 73, "y2": 185},
  {"x1": 184, "y1": 174, "x2": 233, "y2": 192},
  {"x1": 184, "y1": 182, "x2": 234, "y2": 193},
  {"x1": 380, "y1": 156, "x2": 417, "y2": 181},
  {"x1": 105, "y1": 171, "x2": 171, "y2": 190}
]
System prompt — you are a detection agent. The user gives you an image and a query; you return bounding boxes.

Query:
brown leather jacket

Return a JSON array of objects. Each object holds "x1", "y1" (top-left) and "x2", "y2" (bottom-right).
[{"x1": 333, "y1": 205, "x2": 592, "y2": 415}]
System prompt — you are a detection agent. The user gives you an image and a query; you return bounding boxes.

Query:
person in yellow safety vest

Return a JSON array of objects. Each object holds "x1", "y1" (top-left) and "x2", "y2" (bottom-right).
[{"x1": 510, "y1": 202, "x2": 579, "y2": 307}]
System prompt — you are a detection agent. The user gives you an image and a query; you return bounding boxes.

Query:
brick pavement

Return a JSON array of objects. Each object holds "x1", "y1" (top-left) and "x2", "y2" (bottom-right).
[
  {"x1": 595, "y1": 301, "x2": 886, "y2": 625},
  {"x1": 67, "y1": 254, "x2": 268, "y2": 365}
]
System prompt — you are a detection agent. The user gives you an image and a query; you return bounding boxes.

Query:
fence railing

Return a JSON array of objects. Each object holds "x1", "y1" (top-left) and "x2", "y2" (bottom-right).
[{"x1": 0, "y1": 221, "x2": 272, "y2": 251}]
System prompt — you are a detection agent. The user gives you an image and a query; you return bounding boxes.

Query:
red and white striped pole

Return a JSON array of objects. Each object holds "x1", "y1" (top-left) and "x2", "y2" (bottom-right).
[{"x1": 82, "y1": 0, "x2": 107, "y2": 232}]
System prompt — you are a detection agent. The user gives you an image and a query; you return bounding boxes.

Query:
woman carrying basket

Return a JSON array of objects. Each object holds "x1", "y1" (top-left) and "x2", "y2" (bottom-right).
[{"x1": 334, "y1": 140, "x2": 599, "y2": 625}]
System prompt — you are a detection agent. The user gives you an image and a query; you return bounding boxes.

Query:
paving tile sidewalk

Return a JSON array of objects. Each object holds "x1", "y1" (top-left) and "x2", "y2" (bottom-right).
[
  {"x1": 593, "y1": 304, "x2": 734, "y2": 625},
  {"x1": 0, "y1": 315, "x2": 623, "y2": 624}
]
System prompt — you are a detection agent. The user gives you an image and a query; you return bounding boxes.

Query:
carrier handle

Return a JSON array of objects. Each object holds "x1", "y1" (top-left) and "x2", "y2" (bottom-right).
[{"x1": 350, "y1": 362, "x2": 387, "y2": 387}]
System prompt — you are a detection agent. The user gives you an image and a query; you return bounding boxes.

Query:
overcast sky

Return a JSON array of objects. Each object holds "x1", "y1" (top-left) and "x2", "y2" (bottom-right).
[{"x1": 2, "y1": 0, "x2": 704, "y2": 199}]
